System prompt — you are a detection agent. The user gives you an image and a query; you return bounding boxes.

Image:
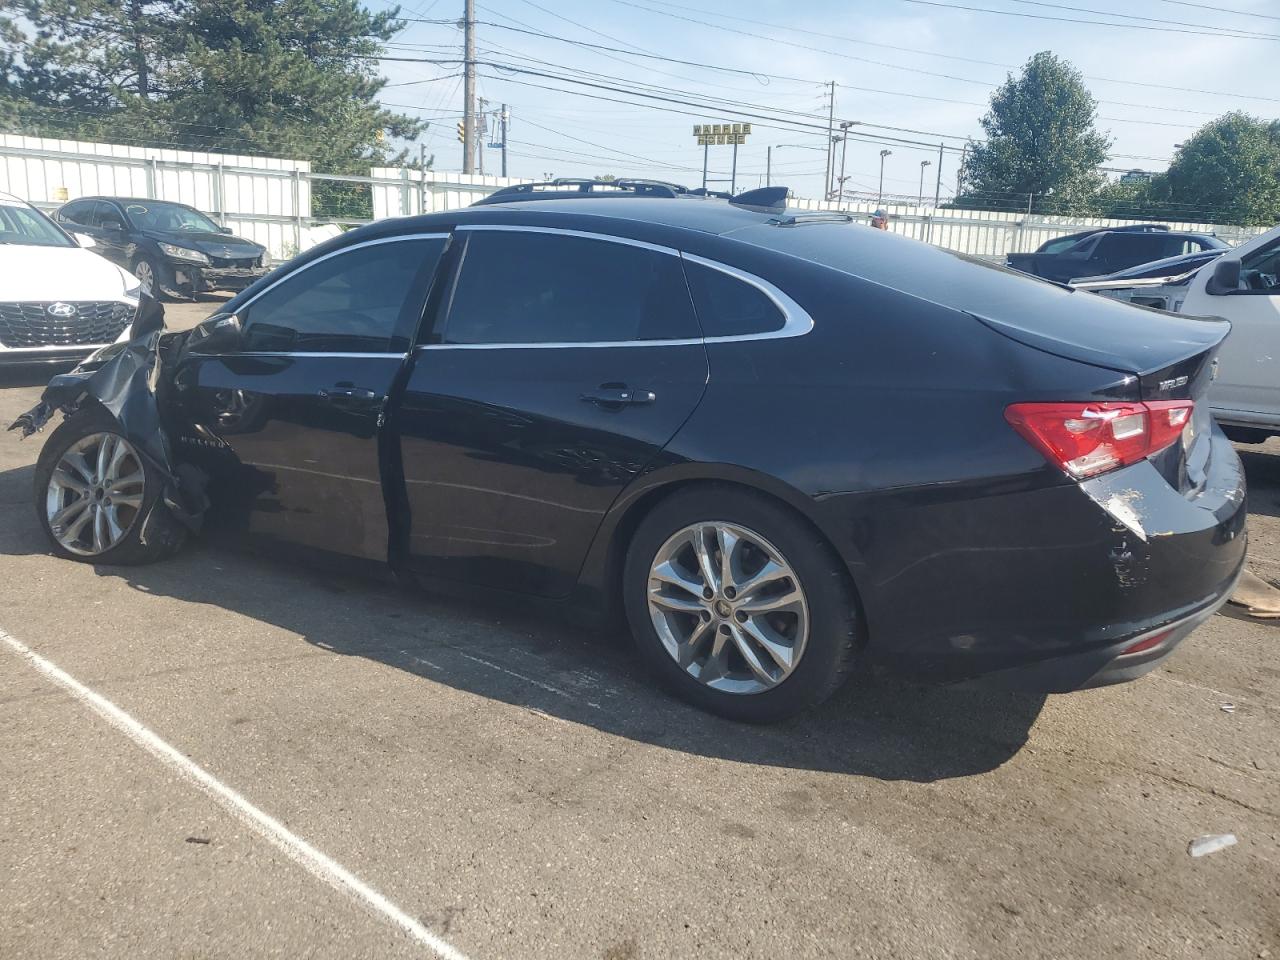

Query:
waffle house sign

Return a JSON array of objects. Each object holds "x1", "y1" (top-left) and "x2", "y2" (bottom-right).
[{"x1": 694, "y1": 123, "x2": 751, "y2": 146}]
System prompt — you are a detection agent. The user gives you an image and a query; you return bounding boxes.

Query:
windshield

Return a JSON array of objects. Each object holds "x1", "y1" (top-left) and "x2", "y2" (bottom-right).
[
  {"x1": 122, "y1": 201, "x2": 220, "y2": 233},
  {"x1": 0, "y1": 202, "x2": 75, "y2": 248}
]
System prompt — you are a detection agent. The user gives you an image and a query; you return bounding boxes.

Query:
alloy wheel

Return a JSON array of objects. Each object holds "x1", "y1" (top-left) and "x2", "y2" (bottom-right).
[
  {"x1": 45, "y1": 432, "x2": 144, "y2": 556},
  {"x1": 646, "y1": 521, "x2": 810, "y2": 695},
  {"x1": 134, "y1": 260, "x2": 154, "y2": 293}
]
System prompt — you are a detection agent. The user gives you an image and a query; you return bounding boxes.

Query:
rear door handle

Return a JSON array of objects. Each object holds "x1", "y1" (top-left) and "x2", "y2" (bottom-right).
[
  {"x1": 318, "y1": 385, "x2": 380, "y2": 407},
  {"x1": 580, "y1": 384, "x2": 657, "y2": 408}
]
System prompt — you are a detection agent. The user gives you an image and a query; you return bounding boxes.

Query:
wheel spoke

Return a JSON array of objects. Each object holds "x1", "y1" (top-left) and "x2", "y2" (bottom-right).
[
  {"x1": 104, "y1": 505, "x2": 124, "y2": 543},
  {"x1": 648, "y1": 590, "x2": 705, "y2": 616},
  {"x1": 699, "y1": 629, "x2": 730, "y2": 684},
  {"x1": 50, "y1": 497, "x2": 89, "y2": 532},
  {"x1": 62, "y1": 505, "x2": 93, "y2": 544},
  {"x1": 52, "y1": 468, "x2": 89, "y2": 494},
  {"x1": 61, "y1": 452, "x2": 95, "y2": 484},
  {"x1": 92, "y1": 505, "x2": 108, "y2": 553},
  {"x1": 678, "y1": 618, "x2": 715, "y2": 667},
  {"x1": 110, "y1": 493, "x2": 143, "y2": 509},
  {"x1": 106, "y1": 435, "x2": 130, "y2": 479},
  {"x1": 738, "y1": 587, "x2": 805, "y2": 617},
  {"x1": 651, "y1": 560, "x2": 704, "y2": 599},
  {"x1": 735, "y1": 559, "x2": 789, "y2": 601},
  {"x1": 95, "y1": 435, "x2": 115, "y2": 482},
  {"x1": 729, "y1": 622, "x2": 777, "y2": 687},
  {"x1": 716, "y1": 526, "x2": 740, "y2": 593},
  {"x1": 107, "y1": 471, "x2": 144, "y2": 496},
  {"x1": 691, "y1": 525, "x2": 719, "y2": 591},
  {"x1": 739, "y1": 617, "x2": 796, "y2": 673}
]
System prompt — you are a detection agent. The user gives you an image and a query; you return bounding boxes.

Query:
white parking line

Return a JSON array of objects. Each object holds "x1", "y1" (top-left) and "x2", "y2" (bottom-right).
[{"x1": 0, "y1": 628, "x2": 471, "y2": 960}]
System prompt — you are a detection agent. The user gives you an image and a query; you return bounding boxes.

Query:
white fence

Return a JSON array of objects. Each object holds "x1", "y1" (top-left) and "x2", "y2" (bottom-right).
[
  {"x1": 2, "y1": 136, "x2": 1268, "y2": 261},
  {"x1": 0, "y1": 134, "x2": 311, "y2": 258}
]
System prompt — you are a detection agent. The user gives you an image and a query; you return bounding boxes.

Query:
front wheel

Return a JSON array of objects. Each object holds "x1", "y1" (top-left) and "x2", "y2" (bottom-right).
[
  {"x1": 623, "y1": 487, "x2": 859, "y2": 723},
  {"x1": 133, "y1": 255, "x2": 178, "y2": 302},
  {"x1": 34, "y1": 407, "x2": 186, "y2": 564}
]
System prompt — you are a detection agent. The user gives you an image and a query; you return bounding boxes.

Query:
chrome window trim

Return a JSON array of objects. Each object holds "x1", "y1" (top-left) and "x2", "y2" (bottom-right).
[
  {"x1": 230, "y1": 351, "x2": 409, "y2": 359},
  {"x1": 455, "y1": 223, "x2": 680, "y2": 258},
  {"x1": 432, "y1": 225, "x2": 814, "y2": 350},
  {"x1": 232, "y1": 232, "x2": 450, "y2": 317}
]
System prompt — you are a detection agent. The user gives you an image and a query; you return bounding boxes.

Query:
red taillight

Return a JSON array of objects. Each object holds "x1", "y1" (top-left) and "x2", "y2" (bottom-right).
[{"x1": 1005, "y1": 400, "x2": 1194, "y2": 479}]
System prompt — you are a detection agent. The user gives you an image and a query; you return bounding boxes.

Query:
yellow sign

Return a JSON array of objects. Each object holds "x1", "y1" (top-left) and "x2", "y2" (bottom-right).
[
  {"x1": 52, "y1": 186, "x2": 69, "y2": 201},
  {"x1": 692, "y1": 122, "x2": 751, "y2": 146}
]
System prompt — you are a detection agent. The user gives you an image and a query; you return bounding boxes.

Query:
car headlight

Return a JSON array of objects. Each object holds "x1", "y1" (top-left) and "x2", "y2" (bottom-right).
[{"x1": 159, "y1": 242, "x2": 210, "y2": 265}]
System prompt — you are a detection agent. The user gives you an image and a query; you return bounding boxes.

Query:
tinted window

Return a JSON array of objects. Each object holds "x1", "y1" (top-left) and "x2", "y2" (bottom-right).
[
  {"x1": 59, "y1": 200, "x2": 96, "y2": 225},
  {"x1": 1039, "y1": 235, "x2": 1085, "y2": 254},
  {"x1": 444, "y1": 230, "x2": 698, "y2": 344},
  {"x1": 122, "y1": 200, "x2": 219, "y2": 232},
  {"x1": 0, "y1": 203, "x2": 75, "y2": 248},
  {"x1": 96, "y1": 202, "x2": 125, "y2": 230},
  {"x1": 1241, "y1": 238, "x2": 1280, "y2": 292},
  {"x1": 683, "y1": 260, "x2": 786, "y2": 337},
  {"x1": 241, "y1": 238, "x2": 444, "y2": 353}
]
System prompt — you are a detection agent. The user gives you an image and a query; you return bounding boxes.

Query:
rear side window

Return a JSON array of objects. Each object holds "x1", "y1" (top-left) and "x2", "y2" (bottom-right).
[
  {"x1": 443, "y1": 230, "x2": 699, "y2": 344},
  {"x1": 683, "y1": 260, "x2": 785, "y2": 337},
  {"x1": 241, "y1": 237, "x2": 444, "y2": 353},
  {"x1": 59, "y1": 200, "x2": 96, "y2": 226}
]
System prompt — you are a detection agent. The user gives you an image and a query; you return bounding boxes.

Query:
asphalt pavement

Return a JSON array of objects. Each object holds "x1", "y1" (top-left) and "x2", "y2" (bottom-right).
[{"x1": 1, "y1": 295, "x2": 1276, "y2": 959}]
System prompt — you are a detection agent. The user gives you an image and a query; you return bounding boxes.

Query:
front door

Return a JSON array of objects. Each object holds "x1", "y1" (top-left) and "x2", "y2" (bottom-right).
[
  {"x1": 171, "y1": 234, "x2": 447, "y2": 560},
  {"x1": 395, "y1": 226, "x2": 709, "y2": 598},
  {"x1": 1202, "y1": 237, "x2": 1280, "y2": 420}
]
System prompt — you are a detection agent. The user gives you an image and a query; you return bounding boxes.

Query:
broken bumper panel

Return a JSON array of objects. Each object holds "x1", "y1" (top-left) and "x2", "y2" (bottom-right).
[
  {"x1": 860, "y1": 421, "x2": 1247, "y2": 688},
  {"x1": 173, "y1": 264, "x2": 268, "y2": 293}
]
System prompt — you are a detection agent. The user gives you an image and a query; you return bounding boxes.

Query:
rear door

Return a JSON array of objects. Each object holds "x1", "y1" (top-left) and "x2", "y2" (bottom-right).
[
  {"x1": 172, "y1": 233, "x2": 447, "y2": 559},
  {"x1": 396, "y1": 225, "x2": 709, "y2": 598}
]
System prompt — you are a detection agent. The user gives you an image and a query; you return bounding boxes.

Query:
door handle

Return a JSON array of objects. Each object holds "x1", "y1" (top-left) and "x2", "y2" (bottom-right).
[
  {"x1": 580, "y1": 384, "x2": 657, "y2": 408},
  {"x1": 318, "y1": 385, "x2": 379, "y2": 404}
]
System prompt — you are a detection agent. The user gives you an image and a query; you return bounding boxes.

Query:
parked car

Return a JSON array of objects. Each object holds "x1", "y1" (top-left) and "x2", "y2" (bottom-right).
[
  {"x1": 0, "y1": 190, "x2": 140, "y2": 365},
  {"x1": 1070, "y1": 247, "x2": 1226, "y2": 312},
  {"x1": 18, "y1": 181, "x2": 1246, "y2": 722},
  {"x1": 1177, "y1": 224, "x2": 1280, "y2": 442},
  {"x1": 53, "y1": 197, "x2": 269, "y2": 300},
  {"x1": 1007, "y1": 224, "x2": 1227, "y2": 283}
]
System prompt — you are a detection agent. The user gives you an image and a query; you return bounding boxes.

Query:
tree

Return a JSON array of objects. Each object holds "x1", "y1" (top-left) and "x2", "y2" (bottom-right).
[
  {"x1": 4, "y1": 0, "x2": 425, "y2": 174},
  {"x1": 956, "y1": 52, "x2": 1111, "y2": 215},
  {"x1": 1143, "y1": 113, "x2": 1280, "y2": 226}
]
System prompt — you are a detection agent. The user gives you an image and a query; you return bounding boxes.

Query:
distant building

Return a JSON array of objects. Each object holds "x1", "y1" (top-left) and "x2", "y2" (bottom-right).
[{"x1": 1119, "y1": 169, "x2": 1155, "y2": 184}]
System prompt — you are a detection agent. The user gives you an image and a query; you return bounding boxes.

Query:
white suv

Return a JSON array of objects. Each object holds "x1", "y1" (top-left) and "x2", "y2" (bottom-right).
[
  {"x1": 1180, "y1": 224, "x2": 1280, "y2": 442},
  {"x1": 0, "y1": 191, "x2": 140, "y2": 366}
]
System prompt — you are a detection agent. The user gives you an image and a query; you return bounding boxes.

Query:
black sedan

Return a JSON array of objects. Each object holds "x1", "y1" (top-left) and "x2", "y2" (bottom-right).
[
  {"x1": 54, "y1": 197, "x2": 269, "y2": 300},
  {"x1": 18, "y1": 182, "x2": 1247, "y2": 722}
]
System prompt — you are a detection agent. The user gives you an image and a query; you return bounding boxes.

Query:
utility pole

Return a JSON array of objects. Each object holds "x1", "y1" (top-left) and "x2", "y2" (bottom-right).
[
  {"x1": 766, "y1": 145, "x2": 771, "y2": 187},
  {"x1": 934, "y1": 143, "x2": 943, "y2": 206},
  {"x1": 419, "y1": 143, "x2": 427, "y2": 215},
  {"x1": 462, "y1": 0, "x2": 476, "y2": 174},
  {"x1": 837, "y1": 121, "x2": 854, "y2": 210},
  {"x1": 500, "y1": 104, "x2": 509, "y2": 177},
  {"x1": 918, "y1": 160, "x2": 931, "y2": 207},
  {"x1": 731, "y1": 138, "x2": 738, "y2": 194},
  {"x1": 877, "y1": 149, "x2": 892, "y2": 206},
  {"x1": 701, "y1": 142, "x2": 709, "y2": 190},
  {"x1": 823, "y1": 82, "x2": 835, "y2": 201}
]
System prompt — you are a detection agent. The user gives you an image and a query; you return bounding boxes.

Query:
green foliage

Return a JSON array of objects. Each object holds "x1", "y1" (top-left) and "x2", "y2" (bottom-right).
[
  {"x1": 1142, "y1": 113, "x2": 1280, "y2": 226},
  {"x1": 3, "y1": 0, "x2": 426, "y2": 173},
  {"x1": 956, "y1": 51, "x2": 1111, "y2": 215}
]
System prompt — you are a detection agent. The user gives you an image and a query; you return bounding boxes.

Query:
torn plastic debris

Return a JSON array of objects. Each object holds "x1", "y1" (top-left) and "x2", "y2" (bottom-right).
[
  {"x1": 8, "y1": 292, "x2": 208, "y2": 531},
  {"x1": 1187, "y1": 833, "x2": 1237, "y2": 857}
]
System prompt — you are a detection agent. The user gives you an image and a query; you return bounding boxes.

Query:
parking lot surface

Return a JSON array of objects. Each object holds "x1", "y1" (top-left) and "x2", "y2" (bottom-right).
[{"x1": 1, "y1": 296, "x2": 1277, "y2": 959}]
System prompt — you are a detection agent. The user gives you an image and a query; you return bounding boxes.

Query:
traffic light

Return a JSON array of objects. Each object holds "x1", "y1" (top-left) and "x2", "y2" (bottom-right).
[{"x1": 456, "y1": 121, "x2": 465, "y2": 144}]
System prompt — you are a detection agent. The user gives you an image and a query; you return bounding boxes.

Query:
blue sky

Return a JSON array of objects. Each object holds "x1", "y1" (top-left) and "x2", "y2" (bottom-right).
[{"x1": 368, "y1": 0, "x2": 1278, "y2": 204}]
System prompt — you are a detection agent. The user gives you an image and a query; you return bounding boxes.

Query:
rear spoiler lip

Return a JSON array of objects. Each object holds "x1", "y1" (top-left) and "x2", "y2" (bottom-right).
[{"x1": 966, "y1": 309, "x2": 1231, "y2": 379}]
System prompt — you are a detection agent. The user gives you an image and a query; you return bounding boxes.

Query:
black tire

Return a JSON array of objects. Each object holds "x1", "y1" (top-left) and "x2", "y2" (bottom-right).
[
  {"x1": 34, "y1": 406, "x2": 186, "y2": 565},
  {"x1": 623, "y1": 485, "x2": 859, "y2": 723}
]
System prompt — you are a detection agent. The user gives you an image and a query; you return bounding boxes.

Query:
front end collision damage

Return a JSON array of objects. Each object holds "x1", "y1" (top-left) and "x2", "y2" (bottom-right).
[{"x1": 8, "y1": 292, "x2": 210, "y2": 535}]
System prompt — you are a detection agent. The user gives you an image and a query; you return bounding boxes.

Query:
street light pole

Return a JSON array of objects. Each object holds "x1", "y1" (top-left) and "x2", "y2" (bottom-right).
[
  {"x1": 837, "y1": 121, "x2": 854, "y2": 210},
  {"x1": 766, "y1": 145, "x2": 771, "y2": 187},
  {"x1": 919, "y1": 160, "x2": 932, "y2": 207},
  {"x1": 877, "y1": 149, "x2": 892, "y2": 206}
]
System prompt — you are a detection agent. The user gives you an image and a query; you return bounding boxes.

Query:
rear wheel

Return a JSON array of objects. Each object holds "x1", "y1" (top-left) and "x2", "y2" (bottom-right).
[
  {"x1": 623, "y1": 487, "x2": 858, "y2": 722},
  {"x1": 35, "y1": 407, "x2": 186, "y2": 564}
]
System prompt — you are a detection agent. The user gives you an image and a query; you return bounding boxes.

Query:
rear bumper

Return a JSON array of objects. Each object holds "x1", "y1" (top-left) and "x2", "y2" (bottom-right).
[{"x1": 851, "y1": 422, "x2": 1248, "y2": 689}]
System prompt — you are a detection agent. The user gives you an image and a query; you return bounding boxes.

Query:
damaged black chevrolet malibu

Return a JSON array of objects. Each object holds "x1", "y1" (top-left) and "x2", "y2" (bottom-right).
[{"x1": 15, "y1": 182, "x2": 1247, "y2": 723}]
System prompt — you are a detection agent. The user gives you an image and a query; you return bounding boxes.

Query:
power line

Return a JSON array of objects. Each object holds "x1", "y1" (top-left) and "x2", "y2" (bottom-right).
[
  {"x1": 999, "y1": 0, "x2": 1280, "y2": 40},
  {"x1": 896, "y1": 0, "x2": 1280, "y2": 41},
  {"x1": 1152, "y1": 0, "x2": 1280, "y2": 22},
  {"x1": 616, "y1": 0, "x2": 1280, "y2": 104}
]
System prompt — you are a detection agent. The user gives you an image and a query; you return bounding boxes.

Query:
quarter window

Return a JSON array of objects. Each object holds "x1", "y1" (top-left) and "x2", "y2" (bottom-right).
[
  {"x1": 683, "y1": 260, "x2": 786, "y2": 337},
  {"x1": 240, "y1": 238, "x2": 444, "y2": 353},
  {"x1": 443, "y1": 230, "x2": 700, "y2": 344}
]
